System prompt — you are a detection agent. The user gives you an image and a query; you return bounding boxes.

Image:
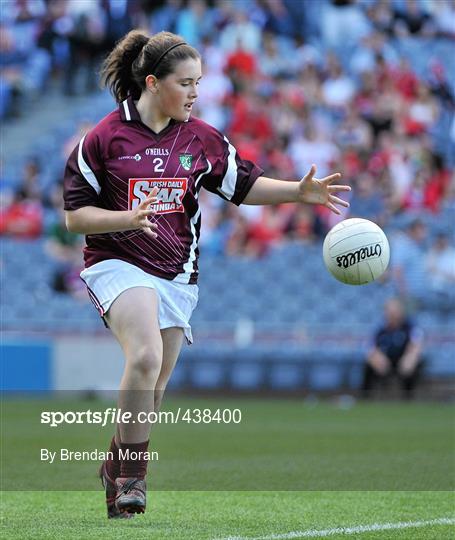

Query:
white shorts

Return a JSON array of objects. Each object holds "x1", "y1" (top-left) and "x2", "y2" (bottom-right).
[{"x1": 80, "y1": 259, "x2": 198, "y2": 344}]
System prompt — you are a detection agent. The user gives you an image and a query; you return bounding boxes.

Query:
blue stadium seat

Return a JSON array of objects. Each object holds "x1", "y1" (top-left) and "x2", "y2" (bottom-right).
[
  {"x1": 269, "y1": 363, "x2": 304, "y2": 390},
  {"x1": 188, "y1": 361, "x2": 226, "y2": 389},
  {"x1": 308, "y1": 363, "x2": 344, "y2": 391},
  {"x1": 230, "y1": 362, "x2": 264, "y2": 390},
  {"x1": 425, "y1": 347, "x2": 455, "y2": 377}
]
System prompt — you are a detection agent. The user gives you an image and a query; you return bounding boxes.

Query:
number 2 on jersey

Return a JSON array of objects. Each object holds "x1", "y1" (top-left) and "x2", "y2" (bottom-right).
[{"x1": 153, "y1": 157, "x2": 164, "y2": 172}]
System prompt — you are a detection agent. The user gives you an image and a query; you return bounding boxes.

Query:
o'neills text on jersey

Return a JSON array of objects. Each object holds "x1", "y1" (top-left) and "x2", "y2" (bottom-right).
[{"x1": 145, "y1": 148, "x2": 170, "y2": 156}]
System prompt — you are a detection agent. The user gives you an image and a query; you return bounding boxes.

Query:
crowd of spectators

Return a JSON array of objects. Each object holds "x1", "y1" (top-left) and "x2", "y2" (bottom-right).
[
  {"x1": 0, "y1": 0, "x2": 146, "y2": 115},
  {"x1": 1, "y1": 0, "x2": 454, "y2": 309}
]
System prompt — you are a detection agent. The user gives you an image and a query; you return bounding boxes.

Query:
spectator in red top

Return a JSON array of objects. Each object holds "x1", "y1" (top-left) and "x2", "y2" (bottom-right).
[
  {"x1": 403, "y1": 153, "x2": 451, "y2": 213},
  {"x1": 225, "y1": 39, "x2": 257, "y2": 78},
  {"x1": 0, "y1": 157, "x2": 44, "y2": 239},
  {"x1": 267, "y1": 135, "x2": 296, "y2": 181},
  {"x1": 228, "y1": 91, "x2": 273, "y2": 144},
  {"x1": 233, "y1": 205, "x2": 284, "y2": 257},
  {"x1": 404, "y1": 82, "x2": 439, "y2": 135},
  {"x1": 391, "y1": 58, "x2": 419, "y2": 100},
  {"x1": 284, "y1": 205, "x2": 319, "y2": 243},
  {"x1": 0, "y1": 192, "x2": 43, "y2": 238}
]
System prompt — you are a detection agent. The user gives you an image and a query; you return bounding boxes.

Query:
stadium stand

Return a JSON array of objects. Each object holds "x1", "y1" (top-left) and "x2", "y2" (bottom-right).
[{"x1": 2, "y1": 0, "x2": 454, "y2": 394}]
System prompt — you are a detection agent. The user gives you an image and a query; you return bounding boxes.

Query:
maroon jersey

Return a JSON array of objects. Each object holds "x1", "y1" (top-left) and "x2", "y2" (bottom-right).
[{"x1": 63, "y1": 97, "x2": 263, "y2": 284}]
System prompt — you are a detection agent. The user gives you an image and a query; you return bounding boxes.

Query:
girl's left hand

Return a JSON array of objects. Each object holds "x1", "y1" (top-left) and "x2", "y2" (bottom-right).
[{"x1": 298, "y1": 164, "x2": 351, "y2": 215}]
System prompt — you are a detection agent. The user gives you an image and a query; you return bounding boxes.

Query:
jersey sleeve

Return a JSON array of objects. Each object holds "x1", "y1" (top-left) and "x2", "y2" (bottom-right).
[
  {"x1": 200, "y1": 126, "x2": 264, "y2": 206},
  {"x1": 63, "y1": 131, "x2": 104, "y2": 211}
]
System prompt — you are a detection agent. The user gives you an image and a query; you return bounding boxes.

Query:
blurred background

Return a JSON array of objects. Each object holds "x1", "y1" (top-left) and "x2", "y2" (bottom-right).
[{"x1": 1, "y1": 0, "x2": 454, "y2": 399}]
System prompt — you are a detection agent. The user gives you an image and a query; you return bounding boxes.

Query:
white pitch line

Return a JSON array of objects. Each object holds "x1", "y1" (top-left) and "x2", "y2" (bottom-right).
[{"x1": 215, "y1": 517, "x2": 455, "y2": 540}]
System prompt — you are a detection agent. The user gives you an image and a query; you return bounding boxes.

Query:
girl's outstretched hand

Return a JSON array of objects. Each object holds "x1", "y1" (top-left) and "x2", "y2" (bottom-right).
[{"x1": 298, "y1": 164, "x2": 351, "y2": 215}]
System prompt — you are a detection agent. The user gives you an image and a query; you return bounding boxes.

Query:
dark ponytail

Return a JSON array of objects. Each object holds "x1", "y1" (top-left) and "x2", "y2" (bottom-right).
[
  {"x1": 100, "y1": 30, "x2": 149, "y2": 103},
  {"x1": 100, "y1": 30, "x2": 200, "y2": 104}
]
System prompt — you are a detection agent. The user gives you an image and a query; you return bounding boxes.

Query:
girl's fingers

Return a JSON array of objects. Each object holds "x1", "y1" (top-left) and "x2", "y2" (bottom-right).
[
  {"x1": 145, "y1": 186, "x2": 159, "y2": 200},
  {"x1": 140, "y1": 220, "x2": 158, "y2": 230},
  {"x1": 328, "y1": 184, "x2": 351, "y2": 192},
  {"x1": 322, "y1": 173, "x2": 342, "y2": 184},
  {"x1": 329, "y1": 195, "x2": 350, "y2": 208},
  {"x1": 139, "y1": 197, "x2": 157, "y2": 209},
  {"x1": 303, "y1": 164, "x2": 317, "y2": 180},
  {"x1": 326, "y1": 201, "x2": 341, "y2": 215},
  {"x1": 142, "y1": 227, "x2": 158, "y2": 239},
  {"x1": 140, "y1": 208, "x2": 157, "y2": 217},
  {"x1": 139, "y1": 187, "x2": 159, "y2": 208},
  {"x1": 141, "y1": 221, "x2": 158, "y2": 238}
]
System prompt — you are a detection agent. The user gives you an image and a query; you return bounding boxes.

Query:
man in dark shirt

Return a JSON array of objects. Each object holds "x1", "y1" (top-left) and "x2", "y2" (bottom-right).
[{"x1": 362, "y1": 298, "x2": 423, "y2": 399}]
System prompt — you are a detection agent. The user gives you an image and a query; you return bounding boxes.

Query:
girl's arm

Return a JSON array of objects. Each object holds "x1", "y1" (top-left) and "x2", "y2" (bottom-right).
[
  {"x1": 65, "y1": 189, "x2": 158, "y2": 237},
  {"x1": 243, "y1": 164, "x2": 351, "y2": 215}
]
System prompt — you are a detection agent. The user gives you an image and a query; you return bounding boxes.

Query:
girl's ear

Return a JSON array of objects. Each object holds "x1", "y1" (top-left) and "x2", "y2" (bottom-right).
[{"x1": 145, "y1": 74, "x2": 159, "y2": 94}]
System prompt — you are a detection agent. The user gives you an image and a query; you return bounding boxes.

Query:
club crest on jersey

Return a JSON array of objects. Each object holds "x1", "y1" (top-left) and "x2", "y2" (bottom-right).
[
  {"x1": 179, "y1": 153, "x2": 193, "y2": 171},
  {"x1": 129, "y1": 178, "x2": 188, "y2": 214}
]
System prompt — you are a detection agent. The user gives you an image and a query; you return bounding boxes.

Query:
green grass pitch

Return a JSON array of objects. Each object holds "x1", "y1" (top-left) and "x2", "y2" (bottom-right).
[{"x1": 1, "y1": 396, "x2": 454, "y2": 539}]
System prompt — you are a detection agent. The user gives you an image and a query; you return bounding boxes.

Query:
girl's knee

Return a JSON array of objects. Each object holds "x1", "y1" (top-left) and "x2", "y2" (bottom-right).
[{"x1": 127, "y1": 344, "x2": 162, "y2": 381}]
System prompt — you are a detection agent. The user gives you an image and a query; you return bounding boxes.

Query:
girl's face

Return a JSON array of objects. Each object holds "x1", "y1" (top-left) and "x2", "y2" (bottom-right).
[{"x1": 154, "y1": 58, "x2": 202, "y2": 122}]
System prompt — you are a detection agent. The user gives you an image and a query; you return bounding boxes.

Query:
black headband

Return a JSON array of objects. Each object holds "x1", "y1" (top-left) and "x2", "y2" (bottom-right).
[{"x1": 150, "y1": 42, "x2": 187, "y2": 74}]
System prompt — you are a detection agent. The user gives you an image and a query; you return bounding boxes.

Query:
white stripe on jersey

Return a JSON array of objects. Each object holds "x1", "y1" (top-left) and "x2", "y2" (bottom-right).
[
  {"x1": 181, "y1": 160, "x2": 213, "y2": 283},
  {"x1": 217, "y1": 136, "x2": 238, "y2": 200},
  {"x1": 78, "y1": 135, "x2": 101, "y2": 195},
  {"x1": 122, "y1": 99, "x2": 131, "y2": 121}
]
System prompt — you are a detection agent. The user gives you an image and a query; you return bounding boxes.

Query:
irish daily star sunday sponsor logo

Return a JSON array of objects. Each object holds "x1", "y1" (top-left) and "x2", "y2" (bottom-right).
[
  {"x1": 179, "y1": 153, "x2": 193, "y2": 171},
  {"x1": 129, "y1": 178, "x2": 188, "y2": 214}
]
